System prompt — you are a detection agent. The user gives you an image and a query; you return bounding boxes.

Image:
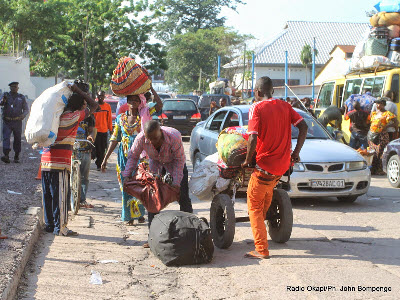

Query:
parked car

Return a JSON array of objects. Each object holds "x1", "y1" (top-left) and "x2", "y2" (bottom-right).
[
  {"x1": 382, "y1": 138, "x2": 400, "y2": 188},
  {"x1": 158, "y1": 99, "x2": 201, "y2": 136},
  {"x1": 104, "y1": 95, "x2": 119, "y2": 127},
  {"x1": 175, "y1": 94, "x2": 200, "y2": 105},
  {"x1": 189, "y1": 105, "x2": 371, "y2": 202},
  {"x1": 157, "y1": 93, "x2": 172, "y2": 100},
  {"x1": 197, "y1": 94, "x2": 231, "y2": 120}
]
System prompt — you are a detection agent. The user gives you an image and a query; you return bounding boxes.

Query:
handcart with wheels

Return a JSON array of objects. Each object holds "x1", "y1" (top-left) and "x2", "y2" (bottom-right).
[{"x1": 209, "y1": 167, "x2": 293, "y2": 249}]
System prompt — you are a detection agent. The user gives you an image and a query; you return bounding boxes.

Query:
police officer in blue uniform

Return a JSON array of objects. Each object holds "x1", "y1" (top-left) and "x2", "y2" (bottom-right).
[{"x1": 0, "y1": 82, "x2": 29, "y2": 163}]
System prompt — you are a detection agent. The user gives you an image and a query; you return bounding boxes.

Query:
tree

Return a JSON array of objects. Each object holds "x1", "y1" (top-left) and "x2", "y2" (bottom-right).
[
  {"x1": 165, "y1": 27, "x2": 249, "y2": 92},
  {"x1": 0, "y1": 0, "x2": 62, "y2": 55},
  {"x1": 300, "y1": 43, "x2": 318, "y2": 85},
  {"x1": 154, "y1": 0, "x2": 244, "y2": 41},
  {"x1": 28, "y1": 0, "x2": 167, "y2": 95}
]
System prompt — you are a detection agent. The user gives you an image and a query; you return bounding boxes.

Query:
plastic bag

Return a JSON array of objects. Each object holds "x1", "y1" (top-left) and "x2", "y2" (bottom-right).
[
  {"x1": 351, "y1": 55, "x2": 392, "y2": 71},
  {"x1": 189, "y1": 153, "x2": 230, "y2": 201},
  {"x1": 24, "y1": 81, "x2": 72, "y2": 148},
  {"x1": 374, "y1": 0, "x2": 400, "y2": 13}
]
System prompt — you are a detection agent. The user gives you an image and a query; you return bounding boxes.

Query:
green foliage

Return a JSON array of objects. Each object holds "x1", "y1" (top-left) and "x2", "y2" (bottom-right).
[
  {"x1": 165, "y1": 27, "x2": 249, "y2": 92},
  {"x1": 155, "y1": 0, "x2": 244, "y2": 41},
  {"x1": 300, "y1": 43, "x2": 318, "y2": 84},
  {"x1": 0, "y1": 0, "x2": 167, "y2": 95},
  {"x1": 300, "y1": 43, "x2": 318, "y2": 67}
]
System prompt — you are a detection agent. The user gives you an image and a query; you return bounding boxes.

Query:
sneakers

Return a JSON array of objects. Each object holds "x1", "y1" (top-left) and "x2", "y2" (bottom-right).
[
  {"x1": 1, "y1": 155, "x2": 10, "y2": 164},
  {"x1": 14, "y1": 156, "x2": 20, "y2": 163}
]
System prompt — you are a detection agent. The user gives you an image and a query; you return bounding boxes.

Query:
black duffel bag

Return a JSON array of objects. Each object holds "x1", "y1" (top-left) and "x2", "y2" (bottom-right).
[{"x1": 148, "y1": 211, "x2": 214, "y2": 266}]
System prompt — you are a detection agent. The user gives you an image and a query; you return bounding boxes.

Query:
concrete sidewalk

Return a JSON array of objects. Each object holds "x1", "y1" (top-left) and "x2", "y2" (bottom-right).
[{"x1": 16, "y1": 150, "x2": 400, "y2": 300}]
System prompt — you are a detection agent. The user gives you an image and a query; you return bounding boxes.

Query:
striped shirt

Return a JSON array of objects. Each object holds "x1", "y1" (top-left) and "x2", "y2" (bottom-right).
[
  {"x1": 41, "y1": 108, "x2": 89, "y2": 172},
  {"x1": 122, "y1": 126, "x2": 186, "y2": 186}
]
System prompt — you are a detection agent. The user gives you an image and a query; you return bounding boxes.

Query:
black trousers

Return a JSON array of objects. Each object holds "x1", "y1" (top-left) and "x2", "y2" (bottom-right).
[
  {"x1": 148, "y1": 164, "x2": 193, "y2": 228},
  {"x1": 94, "y1": 132, "x2": 108, "y2": 168},
  {"x1": 2, "y1": 120, "x2": 22, "y2": 157}
]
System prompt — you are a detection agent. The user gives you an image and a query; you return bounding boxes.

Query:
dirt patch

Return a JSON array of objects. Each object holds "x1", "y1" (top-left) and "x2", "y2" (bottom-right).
[{"x1": 0, "y1": 141, "x2": 42, "y2": 299}]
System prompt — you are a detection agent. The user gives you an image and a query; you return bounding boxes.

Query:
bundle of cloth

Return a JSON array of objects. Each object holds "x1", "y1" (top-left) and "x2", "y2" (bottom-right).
[
  {"x1": 216, "y1": 126, "x2": 251, "y2": 179},
  {"x1": 188, "y1": 153, "x2": 231, "y2": 201},
  {"x1": 110, "y1": 57, "x2": 152, "y2": 96},
  {"x1": 25, "y1": 81, "x2": 72, "y2": 148},
  {"x1": 344, "y1": 93, "x2": 376, "y2": 112}
]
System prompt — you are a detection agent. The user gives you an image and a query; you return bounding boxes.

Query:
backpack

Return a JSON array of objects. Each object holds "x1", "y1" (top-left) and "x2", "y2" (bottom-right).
[{"x1": 148, "y1": 211, "x2": 214, "y2": 266}]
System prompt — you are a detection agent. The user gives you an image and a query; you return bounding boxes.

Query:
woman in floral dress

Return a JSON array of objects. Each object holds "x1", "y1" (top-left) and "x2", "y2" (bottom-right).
[
  {"x1": 368, "y1": 98, "x2": 397, "y2": 175},
  {"x1": 101, "y1": 88, "x2": 162, "y2": 224}
]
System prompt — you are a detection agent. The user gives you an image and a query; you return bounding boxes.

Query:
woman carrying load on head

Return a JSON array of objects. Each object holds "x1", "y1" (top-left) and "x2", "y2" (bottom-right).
[
  {"x1": 101, "y1": 86, "x2": 162, "y2": 225},
  {"x1": 368, "y1": 97, "x2": 398, "y2": 175}
]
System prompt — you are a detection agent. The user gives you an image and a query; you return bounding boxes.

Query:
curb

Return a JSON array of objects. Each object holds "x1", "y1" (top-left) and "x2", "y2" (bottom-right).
[{"x1": 1, "y1": 207, "x2": 43, "y2": 300}]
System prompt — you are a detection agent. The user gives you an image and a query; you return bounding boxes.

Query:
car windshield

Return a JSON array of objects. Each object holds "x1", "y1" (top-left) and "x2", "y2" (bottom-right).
[
  {"x1": 176, "y1": 95, "x2": 199, "y2": 103},
  {"x1": 292, "y1": 111, "x2": 331, "y2": 139},
  {"x1": 163, "y1": 100, "x2": 197, "y2": 111},
  {"x1": 107, "y1": 102, "x2": 118, "y2": 113},
  {"x1": 159, "y1": 94, "x2": 171, "y2": 99},
  {"x1": 199, "y1": 95, "x2": 229, "y2": 108}
]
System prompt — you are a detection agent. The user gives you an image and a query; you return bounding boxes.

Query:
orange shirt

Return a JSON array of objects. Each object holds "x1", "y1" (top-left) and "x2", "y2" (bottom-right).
[
  {"x1": 94, "y1": 102, "x2": 113, "y2": 133},
  {"x1": 248, "y1": 98, "x2": 303, "y2": 176}
]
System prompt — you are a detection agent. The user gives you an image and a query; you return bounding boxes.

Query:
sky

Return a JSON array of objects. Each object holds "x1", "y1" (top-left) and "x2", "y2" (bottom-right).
[{"x1": 222, "y1": 0, "x2": 380, "y2": 48}]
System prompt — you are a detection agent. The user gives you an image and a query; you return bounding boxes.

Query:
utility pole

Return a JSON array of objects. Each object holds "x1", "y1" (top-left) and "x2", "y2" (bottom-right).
[
  {"x1": 251, "y1": 52, "x2": 255, "y2": 97},
  {"x1": 285, "y1": 51, "x2": 288, "y2": 100},
  {"x1": 312, "y1": 37, "x2": 316, "y2": 100},
  {"x1": 217, "y1": 56, "x2": 221, "y2": 78},
  {"x1": 242, "y1": 44, "x2": 246, "y2": 98},
  {"x1": 198, "y1": 68, "x2": 202, "y2": 91}
]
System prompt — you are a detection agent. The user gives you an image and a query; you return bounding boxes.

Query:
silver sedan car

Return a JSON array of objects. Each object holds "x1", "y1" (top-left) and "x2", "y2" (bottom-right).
[{"x1": 189, "y1": 105, "x2": 371, "y2": 202}]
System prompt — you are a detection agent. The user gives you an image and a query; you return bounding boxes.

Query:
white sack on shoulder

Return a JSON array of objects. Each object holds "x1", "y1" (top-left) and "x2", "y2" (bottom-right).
[{"x1": 25, "y1": 81, "x2": 72, "y2": 148}]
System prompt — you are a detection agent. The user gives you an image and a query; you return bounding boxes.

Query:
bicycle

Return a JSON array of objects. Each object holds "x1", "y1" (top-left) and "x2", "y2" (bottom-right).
[{"x1": 70, "y1": 139, "x2": 95, "y2": 215}]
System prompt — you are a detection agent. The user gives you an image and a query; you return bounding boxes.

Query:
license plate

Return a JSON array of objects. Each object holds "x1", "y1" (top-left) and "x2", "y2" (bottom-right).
[
  {"x1": 173, "y1": 116, "x2": 186, "y2": 120},
  {"x1": 311, "y1": 180, "x2": 345, "y2": 188}
]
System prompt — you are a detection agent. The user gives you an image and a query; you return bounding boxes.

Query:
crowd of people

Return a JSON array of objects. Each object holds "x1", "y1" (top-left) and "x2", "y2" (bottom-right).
[
  {"x1": 280, "y1": 91, "x2": 399, "y2": 176},
  {"x1": 347, "y1": 91, "x2": 398, "y2": 175},
  {"x1": 1, "y1": 76, "x2": 399, "y2": 258}
]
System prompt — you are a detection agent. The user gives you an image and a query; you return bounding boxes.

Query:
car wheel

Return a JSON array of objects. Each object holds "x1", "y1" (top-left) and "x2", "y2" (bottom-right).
[
  {"x1": 193, "y1": 152, "x2": 202, "y2": 172},
  {"x1": 337, "y1": 195, "x2": 358, "y2": 203},
  {"x1": 387, "y1": 155, "x2": 400, "y2": 188}
]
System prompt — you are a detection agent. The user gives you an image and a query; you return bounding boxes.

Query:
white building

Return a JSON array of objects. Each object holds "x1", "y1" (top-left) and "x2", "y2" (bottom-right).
[
  {"x1": 225, "y1": 21, "x2": 369, "y2": 92},
  {"x1": 0, "y1": 55, "x2": 37, "y2": 99},
  {"x1": 314, "y1": 45, "x2": 355, "y2": 85}
]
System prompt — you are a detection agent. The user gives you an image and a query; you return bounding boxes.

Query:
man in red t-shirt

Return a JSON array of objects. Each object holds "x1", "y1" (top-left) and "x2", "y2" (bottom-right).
[{"x1": 242, "y1": 76, "x2": 308, "y2": 259}]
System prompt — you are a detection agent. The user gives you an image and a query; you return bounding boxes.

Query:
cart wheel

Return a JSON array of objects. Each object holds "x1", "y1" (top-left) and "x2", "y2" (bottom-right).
[
  {"x1": 70, "y1": 160, "x2": 81, "y2": 215},
  {"x1": 210, "y1": 194, "x2": 235, "y2": 249},
  {"x1": 266, "y1": 189, "x2": 293, "y2": 243}
]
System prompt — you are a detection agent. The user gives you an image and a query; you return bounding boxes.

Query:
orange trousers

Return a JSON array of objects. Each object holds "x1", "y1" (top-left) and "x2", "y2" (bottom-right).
[{"x1": 247, "y1": 170, "x2": 281, "y2": 256}]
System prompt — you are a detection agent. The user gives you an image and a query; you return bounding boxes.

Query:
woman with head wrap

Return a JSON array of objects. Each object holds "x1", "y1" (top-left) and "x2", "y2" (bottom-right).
[{"x1": 101, "y1": 87, "x2": 162, "y2": 225}]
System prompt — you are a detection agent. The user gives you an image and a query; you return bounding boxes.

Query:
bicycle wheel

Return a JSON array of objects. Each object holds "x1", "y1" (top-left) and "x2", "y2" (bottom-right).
[{"x1": 70, "y1": 160, "x2": 81, "y2": 215}]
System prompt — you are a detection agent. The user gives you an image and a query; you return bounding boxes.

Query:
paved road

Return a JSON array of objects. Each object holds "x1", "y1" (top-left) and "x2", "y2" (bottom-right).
[{"x1": 17, "y1": 142, "x2": 400, "y2": 299}]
